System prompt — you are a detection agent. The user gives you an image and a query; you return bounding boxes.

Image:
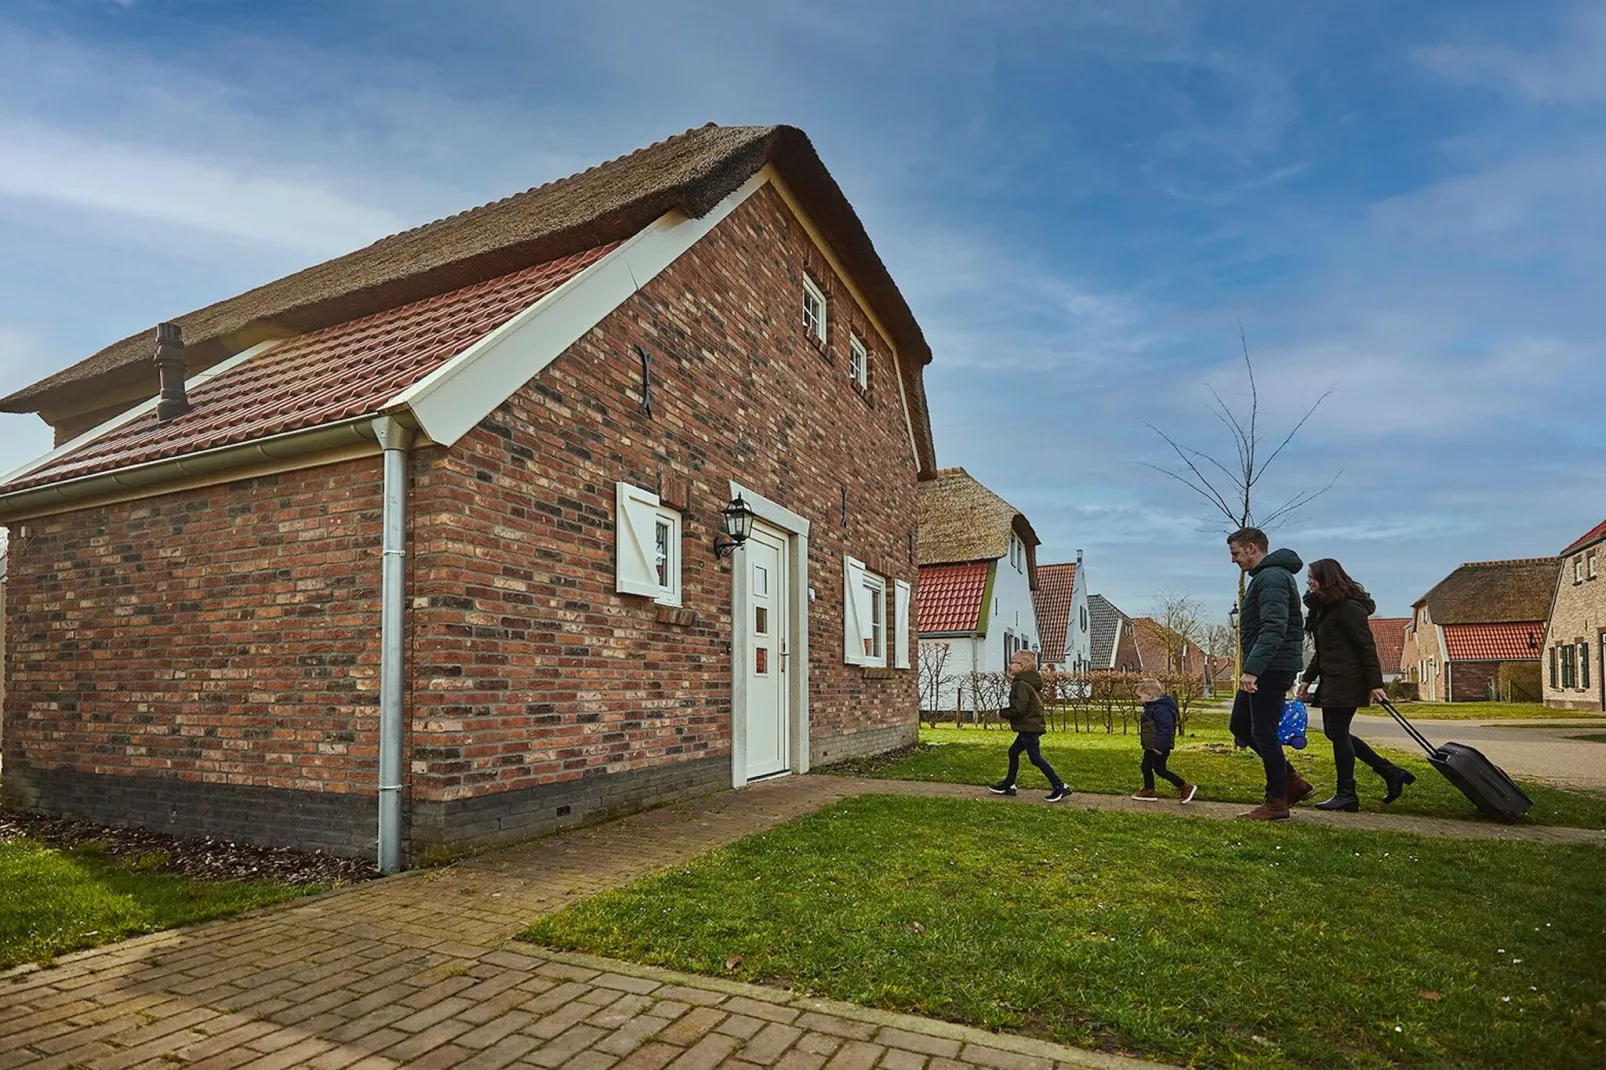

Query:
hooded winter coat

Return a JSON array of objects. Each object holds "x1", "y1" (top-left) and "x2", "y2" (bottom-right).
[
  {"x1": 1239, "y1": 548, "x2": 1306, "y2": 677},
  {"x1": 1301, "y1": 591, "x2": 1386, "y2": 707},
  {"x1": 1004, "y1": 668, "x2": 1047, "y2": 733},
  {"x1": 1140, "y1": 694, "x2": 1179, "y2": 751}
]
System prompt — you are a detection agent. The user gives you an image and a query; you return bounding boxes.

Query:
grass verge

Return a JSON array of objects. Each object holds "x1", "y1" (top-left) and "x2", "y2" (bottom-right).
[
  {"x1": 846, "y1": 721, "x2": 1606, "y2": 829},
  {"x1": 0, "y1": 837, "x2": 319, "y2": 970},
  {"x1": 521, "y1": 794, "x2": 1606, "y2": 1070},
  {"x1": 1372, "y1": 701, "x2": 1581, "y2": 720}
]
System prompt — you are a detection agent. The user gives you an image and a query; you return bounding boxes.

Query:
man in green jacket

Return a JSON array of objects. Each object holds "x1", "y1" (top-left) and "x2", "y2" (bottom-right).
[
  {"x1": 1227, "y1": 526, "x2": 1314, "y2": 820},
  {"x1": 989, "y1": 650, "x2": 1071, "y2": 803}
]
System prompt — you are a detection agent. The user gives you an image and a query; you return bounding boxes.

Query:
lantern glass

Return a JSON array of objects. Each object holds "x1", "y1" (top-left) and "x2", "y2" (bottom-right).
[{"x1": 723, "y1": 495, "x2": 756, "y2": 541}]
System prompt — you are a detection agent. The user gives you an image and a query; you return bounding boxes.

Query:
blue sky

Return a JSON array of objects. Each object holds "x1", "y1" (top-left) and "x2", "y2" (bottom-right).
[{"x1": 2, "y1": 0, "x2": 1603, "y2": 622}]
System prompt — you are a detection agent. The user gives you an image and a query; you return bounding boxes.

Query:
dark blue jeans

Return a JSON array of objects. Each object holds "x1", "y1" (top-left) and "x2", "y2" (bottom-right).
[
  {"x1": 1142, "y1": 750, "x2": 1185, "y2": 790},
  {"x1": 1230, "y1": 671, "x2": 1297, "y2": 797},
  {"x1": 1004, "y1": 732, "x2": 1065, "y2": 790}
]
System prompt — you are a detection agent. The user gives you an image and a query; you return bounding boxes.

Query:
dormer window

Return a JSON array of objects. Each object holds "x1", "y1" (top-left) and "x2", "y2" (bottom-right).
[{"x1": 802, "y1": 275, "x2": 827, "y2": 345}]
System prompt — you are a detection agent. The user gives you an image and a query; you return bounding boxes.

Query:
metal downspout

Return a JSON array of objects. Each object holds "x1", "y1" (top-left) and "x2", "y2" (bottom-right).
[{"x1": 374, "y1": 417, "x2": 413, "y2": 874}]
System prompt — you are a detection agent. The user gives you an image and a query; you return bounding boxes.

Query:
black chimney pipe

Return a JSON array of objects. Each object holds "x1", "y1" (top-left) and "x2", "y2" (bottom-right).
[{"x1": 154, "y1": 322, "x2": 191, "y2": 421}]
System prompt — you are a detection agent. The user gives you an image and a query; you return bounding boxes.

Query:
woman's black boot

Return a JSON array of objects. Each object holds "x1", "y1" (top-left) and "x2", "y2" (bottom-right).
[
  {"x1": 1382, "y1": 765, "x2": 1416, "y2": 804},
  {"x1": 1316, "y1": 782, "x2": 1360, "y2": 812}
]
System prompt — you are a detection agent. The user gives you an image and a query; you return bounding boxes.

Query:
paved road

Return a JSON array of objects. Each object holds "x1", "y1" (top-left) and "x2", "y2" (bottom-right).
[{"x1": 1349, "y1": 714, "x2": 1606, "y2": 791}]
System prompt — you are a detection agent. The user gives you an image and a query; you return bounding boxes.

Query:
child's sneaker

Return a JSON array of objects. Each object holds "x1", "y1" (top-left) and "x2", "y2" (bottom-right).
[
  {"x1": 989, "y1": 780, "x2": 1017, "y2": 796},
  {"x1": 1178, "y1": 782, "x2": 1198, "y2": 804},
  {"x1": 1045, "y1": 786, "x2": 1072, "y2": 803},
  {"x1": 1131, "y1": 788, "x2": 1159, "y2": 800}
]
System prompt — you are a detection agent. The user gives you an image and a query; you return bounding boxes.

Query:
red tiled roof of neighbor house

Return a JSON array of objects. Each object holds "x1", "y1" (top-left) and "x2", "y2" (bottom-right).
[
  {"x1": 917, "y1": 562, "x2": 990, "y2": 634},
  {"x1": 1031, "y1": 562, "x2": 1077, "y2": 662},
  {"x1": 1562, "y1": 519, "x2": 1606, "y2": 556},
  {"x1": 1442, "y1": 621, "x2": 1545, "y2": 661},
  {"x1": 1, "y1": 246, "x2": 615, "y2": 493},
  {"x1": 1368, "y1": 617, "x2": 1409, "y2": 674}
]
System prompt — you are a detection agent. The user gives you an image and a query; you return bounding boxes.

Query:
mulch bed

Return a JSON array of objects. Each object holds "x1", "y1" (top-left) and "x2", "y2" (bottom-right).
[
  {"x1": 813, "y1": 742, "x2": 939, "y2": 777},
  {"x1": 0, "y1": 809, "x2": 379, "y2": 887}
]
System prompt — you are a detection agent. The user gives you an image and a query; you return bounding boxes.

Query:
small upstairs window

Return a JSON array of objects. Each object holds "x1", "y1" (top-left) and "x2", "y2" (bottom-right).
[
  {"x1": 849, "y1": 334, "x2": 869, "y2": 390},
  {"x1": 802, "y1": 275, "x2": 827, "y2": 345}
]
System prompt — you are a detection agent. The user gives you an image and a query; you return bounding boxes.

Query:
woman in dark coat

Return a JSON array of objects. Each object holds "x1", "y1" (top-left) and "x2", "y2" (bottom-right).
[{"x1": 1297, "y1": 558, "x2": 1415, "y2": 811}]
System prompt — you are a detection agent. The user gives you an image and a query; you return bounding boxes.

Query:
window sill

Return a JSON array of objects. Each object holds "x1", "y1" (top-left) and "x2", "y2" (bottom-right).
[{"x1": 860, "y1": 666, "x2": 896, "y2": 680}]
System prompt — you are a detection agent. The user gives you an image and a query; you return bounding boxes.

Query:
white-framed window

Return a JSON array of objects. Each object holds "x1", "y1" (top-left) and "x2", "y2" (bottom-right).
[
  {"x1": 802, "y1": 275, "x2": 827, "y2": 344},
  {"x1": 1080, "y1": 606, "x2": 1088, "y2": 632},
  {"x1": 842, "y1": 555, "x2": 887, "y2": 667},
  {"x1": 615, "y1": 481, "x2": 681, "y2": 606},
  {"x1": 1576, "y1": 555, "x2": 1586, "y2": 584},
  {"x1": 865, "y1": 574, "x2": 886, "y2": 665},
  {"x1": 1589, "y1": 550, "x2": 1598, "y2": 579},
  {"x1": 848, "y1": 334, "x2": 869, "y2": 390}
]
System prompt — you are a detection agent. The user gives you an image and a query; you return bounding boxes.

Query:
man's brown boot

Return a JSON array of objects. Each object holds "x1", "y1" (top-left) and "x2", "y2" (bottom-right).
[
  {"x1": 1285, "y1": 772, "x2": 1315, "y2": 806},
  {"x1": 1239, "y1": 793, "x2": 1291, "y2": 821}
]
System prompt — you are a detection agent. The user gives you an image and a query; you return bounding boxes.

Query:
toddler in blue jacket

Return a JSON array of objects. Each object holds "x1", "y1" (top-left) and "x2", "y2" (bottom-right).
[{"x1": 1132, "y1": 679, "x2": 1197, "y2": 803}]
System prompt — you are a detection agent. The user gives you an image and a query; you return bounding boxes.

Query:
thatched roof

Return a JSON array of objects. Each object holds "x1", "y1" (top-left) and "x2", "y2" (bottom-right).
[
  {"x1": 1415, "y1": 558, "x2": 1559, "y2": 624},
  {"x1": 4, "y1": 123, "x2": 937, "y2": 473},
  {"x1": 917, "y1": 468, "x2": 1038, "y2": 573}
]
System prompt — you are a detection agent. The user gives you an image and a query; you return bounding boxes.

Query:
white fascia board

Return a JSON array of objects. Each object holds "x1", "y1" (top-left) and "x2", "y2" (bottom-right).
[
  {"x1": 390, "y1": 171, "x2": 770, "y2": 448},
  {"x1": 729, "y1": 480, "x2": 811, "y2": 538},
  {"x1": 0, "y1": 339, "x2": 283, "y2": 488}
]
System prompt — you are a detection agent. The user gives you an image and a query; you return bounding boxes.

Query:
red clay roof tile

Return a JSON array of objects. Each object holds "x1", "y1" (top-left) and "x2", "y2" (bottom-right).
[
  {"x1": 1442, "y1": 621, "x2": 1544, "y2": 661},
  {"x1": 1031, "y1": 562, "x2": 1077, "y2": 662},
  {"x1": 1368, "y1": 617, "x2": 1410, "y2": 674},
  {"x1": 4, "y1": 244, "x2": 616, "y2": 493},
  {"x1": 1562, "y1": 519, "x2": 1606, "y2": 556},
  {"x1": 917, "y1": 562, "x2": 989, "y2": 634}
]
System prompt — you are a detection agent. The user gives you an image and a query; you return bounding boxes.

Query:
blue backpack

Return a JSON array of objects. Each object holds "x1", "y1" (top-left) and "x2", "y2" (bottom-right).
[{"x1": 1280, "y1": 699, "x2": 1309, "y2": 750}]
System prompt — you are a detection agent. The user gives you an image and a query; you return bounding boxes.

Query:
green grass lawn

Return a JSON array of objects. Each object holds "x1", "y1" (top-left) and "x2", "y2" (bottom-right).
[
  {"x1": 841, "y1": 717, "x2": 1606, "y2": 829},
  {"x1": 1378, "y1": 701, "x2": 1581, "y2": 720},
  {"x1": 522, "y1": 795, "x2": 1606, "y2": 1070},
  {"x1": 0, "y1": 838, "x2": 318, "y2": 970}
]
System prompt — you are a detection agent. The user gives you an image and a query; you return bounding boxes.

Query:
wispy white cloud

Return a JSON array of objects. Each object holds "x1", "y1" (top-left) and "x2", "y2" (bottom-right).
[
  {"x1": 0, "y1": 123, "x2": 406, "y2": 253},
  {"x1": 1416, "y1": 4, "x2": 1606, "y2": 105}
]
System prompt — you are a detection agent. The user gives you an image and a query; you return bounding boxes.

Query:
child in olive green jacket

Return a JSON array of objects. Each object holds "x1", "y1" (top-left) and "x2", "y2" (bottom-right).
[{"x1": 989, "y1": 651, "x2": 1071, "y2": 803}]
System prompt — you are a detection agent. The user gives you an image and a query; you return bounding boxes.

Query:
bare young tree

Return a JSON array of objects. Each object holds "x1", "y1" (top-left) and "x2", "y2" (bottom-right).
[
  {"x1": 1141, "y1": 329, "x2": 1338, "y2": 678},
  {"x1": 917, "y1": 642, "x2": 953, "y2": 728},
  {"x1": 1151, "y1": 591, "x2": 1205, "y2": 675}
]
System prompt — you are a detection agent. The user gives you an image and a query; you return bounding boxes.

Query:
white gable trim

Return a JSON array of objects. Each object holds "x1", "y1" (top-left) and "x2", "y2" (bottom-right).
[
  {"x1": 387, "y1": 171, "x2": 769, "y2": 447},
  {"x1": 0, "y1": 339, "x2": 283, "y2": 488},
  {"x1": 764, "y1": 167, "x2": 920, "y2": 473}
]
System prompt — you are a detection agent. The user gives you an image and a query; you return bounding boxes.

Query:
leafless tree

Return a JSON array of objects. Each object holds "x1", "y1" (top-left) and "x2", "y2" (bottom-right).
[
  {"x1": 1141, "y1": 329, "x2": 1338, "y2": 678},
  {"x1": 1151, "y1": 591, "x2": 1205, "y2": 675},
  {"x1": 917, "y1": 642, "x2": 953, "y2": 728}
]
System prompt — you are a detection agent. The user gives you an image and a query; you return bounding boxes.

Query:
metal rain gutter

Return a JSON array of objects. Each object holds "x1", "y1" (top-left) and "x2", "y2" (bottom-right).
[{"x1": 0, "y1": 417, "x2": 385, "y2": 522}]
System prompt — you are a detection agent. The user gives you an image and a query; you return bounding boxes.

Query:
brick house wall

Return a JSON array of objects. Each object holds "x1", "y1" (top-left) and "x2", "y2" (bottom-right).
[
  {"x1": 1401, "y1": 604, "x2": 1445, "y2": 702},
  {"x1": 1, "y1": 462, "x2": 386, "y2": 855},
  {"x1": 1, "y1": 182, "x2": 920, "y2": 859},
  {"x1": 1447, "y1": 660, "x2": 1500, "y2": 703},
  {"x1": 1543, "y1": 545, "x2": 1605, "y2": 711}
]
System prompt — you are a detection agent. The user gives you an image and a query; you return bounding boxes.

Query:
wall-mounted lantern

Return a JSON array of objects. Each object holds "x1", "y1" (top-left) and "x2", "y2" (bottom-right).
[{"x1": 714, "y1": 494, "x2": 756, "y2": 558}]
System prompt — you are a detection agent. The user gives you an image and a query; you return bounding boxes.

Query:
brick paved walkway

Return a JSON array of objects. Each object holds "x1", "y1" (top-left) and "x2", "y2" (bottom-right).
[{"x1": 3, "y1": 775, "x2": 1601, "y2": 1070}]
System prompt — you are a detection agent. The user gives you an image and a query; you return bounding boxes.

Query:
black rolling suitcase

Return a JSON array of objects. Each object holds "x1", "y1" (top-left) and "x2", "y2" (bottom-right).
[{"x1": 1379, "y1": 699, "x2": 1532, "y2": 823}]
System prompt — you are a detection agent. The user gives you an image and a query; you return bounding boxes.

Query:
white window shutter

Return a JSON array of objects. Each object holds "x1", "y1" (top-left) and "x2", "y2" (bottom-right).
[
  {"x1": 843, "y1": 555, "x2": 870, "y2": 665},
  {"x1": 894, "y1": 579, "x2": 911, "y2": 669},
  {"x1": 616, "y1": 482, "x2": 662, "y2": 598}
]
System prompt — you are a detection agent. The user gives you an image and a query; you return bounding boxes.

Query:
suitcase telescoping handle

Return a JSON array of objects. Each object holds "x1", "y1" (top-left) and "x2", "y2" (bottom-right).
[{"x1": 1378, "y1": 698, "x2": 1440, "y2": 758}]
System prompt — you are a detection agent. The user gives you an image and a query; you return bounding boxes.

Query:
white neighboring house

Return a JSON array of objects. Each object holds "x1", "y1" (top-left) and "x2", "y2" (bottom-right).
[
  {"x1": 915, "y1": 467, "x2": 1041, "y2": 711},
  {"x1": 1033, "y1": 553, "x2": 1091, "y2": 674}
]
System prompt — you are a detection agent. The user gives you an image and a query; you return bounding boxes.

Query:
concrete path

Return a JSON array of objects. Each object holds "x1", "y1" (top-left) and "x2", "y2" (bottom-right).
[
  {"x1": 1349, "y1": 714, "x2": 1606, "y2": 791},
  {"x1": 4, "y1": 775, "x2": 1603, "y2": 1070}
]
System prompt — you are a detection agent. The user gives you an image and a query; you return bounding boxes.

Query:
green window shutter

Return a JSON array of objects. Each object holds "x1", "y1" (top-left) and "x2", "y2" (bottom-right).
[
  {"x1": 1550, "y1": 647, "x2": 1558, "y2": 687},
  {"x1": 1583, "y1": 643, "x2": 1592, "y2": 690}
]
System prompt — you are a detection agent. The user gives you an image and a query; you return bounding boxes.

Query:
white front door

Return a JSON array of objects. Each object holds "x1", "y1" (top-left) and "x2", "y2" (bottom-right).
[{"x1": 742, "y1": 523, "x2": 790, "y2": 779}]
